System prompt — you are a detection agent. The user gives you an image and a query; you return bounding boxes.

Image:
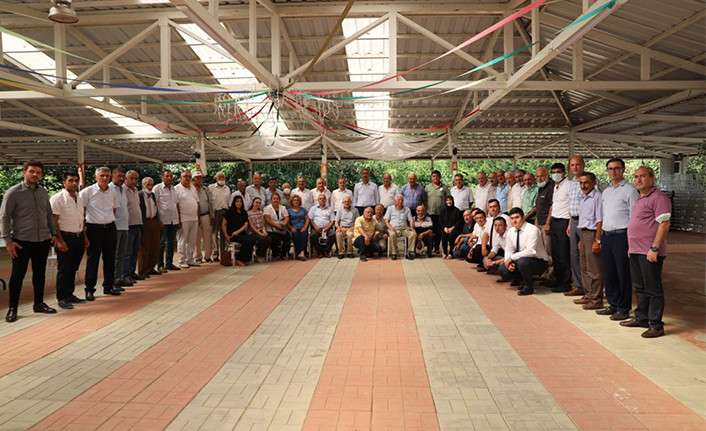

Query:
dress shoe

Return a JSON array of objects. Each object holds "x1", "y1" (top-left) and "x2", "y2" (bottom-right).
[
  {"x1": 115, "y1": 279, "x2": 133, "y2": 287},
  {"x1": 33, "y1": 303, "x2": 57, "y2": 314},
  {"x1": 113, "y1": 286, "x2": 126, "y2": 292},
  {"x1": 58, "y1": 300, "x2": 74, "y2": 310},
  {"x1": 5, "y1": 308, "x2": 18, "y2": 323},
  {"x1": 407, "y1": 253, "x2": 415, "y2": 260},
  {"x1": 477, "y1": 267, "x2": 487, "y2": 272},
  {"x1": 85, "y1": 291, "x2": 96, "y2": 301},
  {"x1": 564, "y1": 287, "x2": 585, "y2": 297},
  {"x1": 359, "y1": 255, "x2": 368, "y2": 262},
  {"x1": 204, "y1": 258, "x2": 213, "y2": 263},
  {"x1": 582, "y1": 302, "x2": 604, "y2": 310},
  {"x1": 188, "y1": 263, "x2": 201, "y2": 267},
  {"x1": 391, "y1": 254, "x2": 397, "y2": 260},
  {"x1": 517, "y1": 288, "x2": 534, "y2": 296},
  {"x1": 610, "y1": 311, "x2": 630, "y2": 321},
  {"x1": 69, "y1": 295, "x2": 85, "y2": 304},
  {"x1": 620, "y1": 318, "x2": 649, "y2": 328},
  {"x1": 166, "y1": 265, "x2": 181, "y2": 271},
  {"x1": 103, "y1": 288, "x2": 122, "y2": 296},
  {"x1": 148, "y1": 269, "x2": 161, "y2": 276},
  {"x1": 595, "y1": 306, "x2": 615, "y2": 316},
  {"x1": 573, "y1": 298, "x2": 590, "y2": 305},
  {"x1": 510, "y1": 279, "x2": 523, "y2": 287},
  {"x1": 496, "y1": 278, "x2": 511, "y2": 284},
  {"x1": 641, "y1": 327, "x2": 665, "y2": 338},
  {"x1": 132, "y1": 273, "x2": 145, "y2": 281},
  {"x1": 338, "y1": 254, "x2": 344, "y2": 260}
]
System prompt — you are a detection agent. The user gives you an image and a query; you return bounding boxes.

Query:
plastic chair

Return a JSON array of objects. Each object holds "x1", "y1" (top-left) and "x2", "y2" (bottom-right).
[{"x1": 387, "y1": 230, "x2": 408, "y2": 258}]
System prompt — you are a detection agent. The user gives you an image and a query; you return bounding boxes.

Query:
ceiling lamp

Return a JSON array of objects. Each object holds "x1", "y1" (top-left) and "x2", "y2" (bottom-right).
[{"x1": 48, "y1": 0, "x2": 78, "y2": 24}]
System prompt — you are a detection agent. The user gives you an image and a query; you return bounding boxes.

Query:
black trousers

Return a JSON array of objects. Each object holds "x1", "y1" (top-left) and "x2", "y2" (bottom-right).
[
  {"x1": 414, "y1": 227, "x2": 434, "y2": 257},
  {"x1": 601, "y1": 230, "x2": 632, "y2": 314},
  {"x1": 441, "y1": 231, "x2": 459, "y2": 256},
  {"x1": 499, "y1": 257, "x2": 548, "y2": 292},
  {"x1": 85, "y1": 223, "x2": 117, "y2": 293},
  {"x1": 550, "y1": 217, "x2": 571, "y2": 290},
  {"x1": 159, "y1": 223, "x2": 177, "y2": 268},
  {"x1": 231, "y1": 233, "x2": 255, "y2": 262},
  {"x1": 629, "y1": 254, "x2": 665, "y2": 329},
  {"x1": 268, "y1": 231, "x2": 291, "y2": 259},
  {"x1": 311, "y1": 229, "x2": 334, "y2": 255},
  {"x1": 430, "y1": 214, "x2": 441, "y2": 252},
  {"x1": 56, "y1": 233, "x2": 85, "y2": 301},
  {"x1": 8, "y1": 239, "x2": 51, "y2": 309},
  {"x1": 354, "y1": 235, "x2": 379, "y2": 257}
]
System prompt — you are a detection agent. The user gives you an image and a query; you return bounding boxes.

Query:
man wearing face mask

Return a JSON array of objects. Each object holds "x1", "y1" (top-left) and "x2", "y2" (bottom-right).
[
  {"x1": 545, "y1": 163, "x2": 572, "y2": 293},
  {"x1": 208, "y1": 171, "x2": 230, "y2": 261}
]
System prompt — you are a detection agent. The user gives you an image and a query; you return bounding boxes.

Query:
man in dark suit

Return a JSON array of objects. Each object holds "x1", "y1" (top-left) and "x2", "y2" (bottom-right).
[{"x1": 138, "y1": 177, "x2": 161, "y2": 278}]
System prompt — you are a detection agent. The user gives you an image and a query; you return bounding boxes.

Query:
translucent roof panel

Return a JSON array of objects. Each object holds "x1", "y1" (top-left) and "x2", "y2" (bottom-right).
[
  {"x1": 1, "y1": 33, "x2": 161, "y2": 135},
  {"x1": 342, "y1": 18, "x2": 390, "y2": 131}
]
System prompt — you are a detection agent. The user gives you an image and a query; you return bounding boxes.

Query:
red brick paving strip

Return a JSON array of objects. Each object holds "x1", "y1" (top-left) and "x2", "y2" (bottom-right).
[
  {"x1": 303, "y1": 260, "x2": 439, "y2": 431},
  {"x1": 0, "y1": 265, "x2": 216, "y2": 378},
  {"x1": 445, "y1": 260, "x2": 706, "y2": 431},
  {"x1": 31, "y1": 259, "x2": 316, "y2": 431}
]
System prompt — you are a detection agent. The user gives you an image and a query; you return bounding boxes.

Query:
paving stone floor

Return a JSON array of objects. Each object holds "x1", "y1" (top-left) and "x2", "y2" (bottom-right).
[{"x1": 0, "y1": 251, "x2": 703, "y2": 431}]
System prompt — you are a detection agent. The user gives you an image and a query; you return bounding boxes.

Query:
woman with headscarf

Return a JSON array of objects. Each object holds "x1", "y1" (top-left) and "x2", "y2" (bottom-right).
[{"x1": 439, "y1": 195, "x2": 463, "y2": 259}]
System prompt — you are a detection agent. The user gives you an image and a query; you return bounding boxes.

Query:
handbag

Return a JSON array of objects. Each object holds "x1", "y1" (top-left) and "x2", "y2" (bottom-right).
[{"x1": 220, "y1": 243, "x2": 233, "y2": 266}]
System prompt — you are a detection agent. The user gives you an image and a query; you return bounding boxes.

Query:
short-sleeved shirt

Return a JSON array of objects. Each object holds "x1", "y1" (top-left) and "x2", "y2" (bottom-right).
[
  {"x1": 521, "y1": 185, "x2": 539, "y2": 215},
  {"x1": 50, "y1": 189, "x2": 84, "y2": 233},
  {"x1": 378, "y1": 184, "x2": 399, "y2": 208},
  {"x1": 292, "y1": 187, "x2": 313, "y2": 209},
  {"x1": 354, "y1": 216, "x2": 376, "y2": 240},
  {"x1": 384, "y1": 206, "x2": 413, "y2": 230},
  {"x1": 602, "y1": 180, "x2": 639, "y2": 232},
  {"x1": 425, "y1": 183, "x2": 448, "y2": 215},
  {"x1": 0, "y1": 182, "x2": 54, "y2": 242},
  {"x1": 535, "y1": 180, "x2": 555, "y2": 225},
  {"x1": 331, "y1": 188, "x2": 353, "y2": 213},
  {"x1": 223, "y1": 209, "x2": 248, "y2": 235},
  {"x1": 509, "y1": 184, "x2": 524, "y2": 210},
  {"x1": 208, "y1": 183, "x2": 231, "y2": 210},
  {"x1": 126, "y1": 187, "x2": 142, "y2": 226},
  {"x1": 450, "y1": 186, "x2": 473, "y2": 211},
  {"x1": 413, "y1": 216, "x2": 432, "y2": 230},
  {"x1": 110, "y1": 182, "x2": 129, "y2": 230},
  {"x1": 245, "y1": 185, "x2": 267, "y2": 204},
  {"x1": 80, "y1": 183, "x2": 118, "y2": 225},
  {"x1": 309, "y1": 188, "x2": 331, "y2": 208},
  {"x1": 288, "y1": 207, "x2": 308, "y2": 230},
  {"x1": 175, "y1": 183, "x2": 199, "y2": 222},
  {"x1": 308, "y1": 205, "x2": 333, "y2": 228},
  {"x1": 153, "y1": 182, "x2": 179, "y2": 225},
  {"x1": 373, "y1": 215, "x2": 386, "y2": 235},
  {"x1": 578, "y1": 189, "x2": 602, "y2": 230},
  {"x1": 248, "y1": 209, "x2": 266, "y2": 232},
  {"x1": 336, "y1": 207, "x2": 359, "y2": 228},
  {"x1": 400, "y1": 184, "x2": 427, "y2": 210},
  {"x1": 263, "y1": 204, "x2": 289, "y2": 232},
  {"x1": 627, "y1": 187, "x2": 671, "y2": 256}
]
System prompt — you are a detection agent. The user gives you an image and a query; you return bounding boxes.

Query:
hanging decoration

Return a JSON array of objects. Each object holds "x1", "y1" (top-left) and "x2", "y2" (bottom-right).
[{"x1": 323, "y1": 133, "x2": 448, "y2": 161}]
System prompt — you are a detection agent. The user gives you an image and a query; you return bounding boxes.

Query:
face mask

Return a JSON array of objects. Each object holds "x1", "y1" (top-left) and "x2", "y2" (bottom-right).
[
  {"x1": 550, "y1": 173, "x2": 564, "y2": 183},
  {"x1": 217, "y1": 180, "x2": 225, "y2": 186},
  {"x1": 537, "y1": 180, "x2": 547, "y2": 188},
  {"x1": 283, "y1": 188, "x2": 291, "y2": 195}
]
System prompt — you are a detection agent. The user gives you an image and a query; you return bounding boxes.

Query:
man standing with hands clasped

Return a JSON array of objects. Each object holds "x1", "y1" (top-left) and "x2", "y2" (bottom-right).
[
  {"x1": 620, "y1": 167, "x2": 671, "y2": 338},
  {"x1": 1, "y1": 161, "x2": 58, "y2": 322}
]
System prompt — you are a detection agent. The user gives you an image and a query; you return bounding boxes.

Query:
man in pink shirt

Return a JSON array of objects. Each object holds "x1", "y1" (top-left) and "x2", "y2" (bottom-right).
[{"x1": 620, "y1": 166, "x2": 671, "y2": 338}]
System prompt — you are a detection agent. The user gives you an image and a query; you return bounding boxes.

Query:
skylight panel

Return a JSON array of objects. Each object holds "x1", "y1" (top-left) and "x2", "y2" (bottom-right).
[
  {"x1": 342, "y1": 18, "x2": 390, "y2": 132},
  {"x1": 177, "y1": 24, "x2": 287, "y2": 136},
  {"x1": 1, "y1": 33, "x2": 161, "y2": 135}
]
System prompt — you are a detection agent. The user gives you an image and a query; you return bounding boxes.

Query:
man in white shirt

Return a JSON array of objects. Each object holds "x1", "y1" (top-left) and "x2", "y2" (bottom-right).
[
  {"x1": 474, "y1": 171, "x2": 496, "y2": 212},
  {"x1": 80, "y1": 167, "x2": 121, "y2": 299},
  {"x1": 468, "y1": 210, "x2": 491, "y2": 264},
  {"x1": 330, "y1": 177, "x2": 352, "y2": 214},
  {"x1": 498, "y1": 207, "x2": 550, "y2": 296},
  {"x1": 545, "y1": 162, "x2": 572, "y2": 293},
  {"x1": 230, "y1": 179, "x2": 252, "y2": 210},
  {"x1": 292, "y1": 176, "x2": 314, "y2": 210},
  {"x1": 110, "y1": 167, "x2": 131, "y2": 289},
  {"x1": 384, "y1": 194, "x2": 417, "y2": 260},
  {"x1": 450, "y1": 174, "x2": 473, "y2": 211},
  {"x1": 51, "y1": 171, "x2": 87, "y2": 309},
  {"x1": 482, "y1": 216, "x2": 508, "y2": 274},
  {"x1": 508, "y1": 170, "x2": 525, "y2": 210},
  {"x1": 308, "y1": 193, "x2": 335, "y2": 257},
  {"x1": 265, "y1": 177, "x2": 284, "y2": 206},
  {"x1": 309, "y1": 177, "x2": 331, "y2": 208},
  {"x1": 192, "y1": 171, "x2": 213, "y2": 264},
  {"x1": 124, "y1": 170, "x2": 143, "y2": 284},
  {"x1": 138, "y1": 177, "x2": 161, "y2": 278},
  {"x1": 174, "y1": 170, "x2": 199, "y2": 268},
  {"x1": 477, "y1": 199, "x2": 510, "y2": 269},
  {"x1": 245, "y1": 172, "x2": 267, "y2": 204},
  {"x1": 353, "y1": 168, "x2": 379, "y2": 215},
  {"x1": 335, "y1": 196, "x2": 358, "y2": 259},
  {"x1": 208, "y1": 171, "x2": 230, "y2": 261},
  {"x1": 378, "y1": 173, "x2": 399, "y2": 208},
  {"x1": 153, "y1": 170, "x2": 180, "y2": 272}
]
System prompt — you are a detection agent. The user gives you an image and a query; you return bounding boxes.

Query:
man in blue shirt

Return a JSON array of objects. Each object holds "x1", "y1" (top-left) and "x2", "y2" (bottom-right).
[{"x1": 400, "y1": 172, "x2": 427, "y2": 211}]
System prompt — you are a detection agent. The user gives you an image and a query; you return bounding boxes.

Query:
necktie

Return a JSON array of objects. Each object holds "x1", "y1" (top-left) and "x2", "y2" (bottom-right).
[
  {"x1": 516, "y1": 229, "x2": 521, "y2": 251},
  {"x1": 489, "y1": 223, "x2": 494, "y2": 249}
]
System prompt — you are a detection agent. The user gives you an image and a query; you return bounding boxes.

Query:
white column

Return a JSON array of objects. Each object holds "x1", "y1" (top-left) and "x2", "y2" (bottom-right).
[
  {"x1": 78, "y1": 138, "x2": 86, "y2": 188},
  {"x1": 196, "y1": 135, "x2": 208, "y2": 174},
  {"x1": 159, "y1": 17, "x2": 172, "y2": 86},
  {"x1": 531, "y1": 7, "x2": 540, "y2": 57},
  {"x1": 320, "y1": 140, "x2": 328, "y2": 181},
  {"x1": 249, "y1": 0, "x2": 257, "y2": 57},
  {"x1": 54, "y1": 23, "x2": 66, "y2": 89},
  {"x1": 208, "y1": 0, "x2": 219, "y2": 16},
  {"x1": 388, "y1": 12, "x2": 397, "y2": 77},
  {"x1": 271, "y1": 15, "x2": 281, "y2": 76},
  {"x1": 504, "y1": 21, "x2": 514, "y2": 75}
]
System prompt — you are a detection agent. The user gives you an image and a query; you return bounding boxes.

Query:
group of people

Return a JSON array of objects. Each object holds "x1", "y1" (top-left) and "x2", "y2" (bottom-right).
[{"x1": 1, "y1": 158, "x2": 671, "y2": 338}]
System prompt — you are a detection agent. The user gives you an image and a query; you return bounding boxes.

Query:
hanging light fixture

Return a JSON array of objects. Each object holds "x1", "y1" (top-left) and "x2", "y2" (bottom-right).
[{"x1": 48, "y1": 0, "x2": 79, "y2": 24}]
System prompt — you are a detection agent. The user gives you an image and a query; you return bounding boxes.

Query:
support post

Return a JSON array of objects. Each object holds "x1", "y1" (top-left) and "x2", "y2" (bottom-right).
[
  {"x1": 531, "y1": 7, "x2": 540, "y2": 57},
  {"x1": 569, "y1": 129, "x2": 576, "y2": 157},
  {"x1": 208, "y1": 0, "x2": 218, "y2": 16},
  {"x1": 448, "y1": 134, "x2": 458, "y2": 176},
  {"x1": 271, "y1": 13, "x2": 281, "y2": 76},
  {"x1": 78, "y1": 138, "x2": 86, "y2": 189},
  {"x1": 572, "y1": 41, "x2": 584, "y2": 81},
  {"x1": 54, "y1": 23, "x2": 66, "y2": 89},
  {"x1": 389, "y1": 12, "x2": 397, "y2": 78},
  {"x1": 249, "y1": 0, "x2": 257, "y2": 57},
  {"x1": 159, "y1": 17, "x2": 172, "y2": 86},
  {"x1": 504, "y1": 20, "x2": 514, "y2": 76},
  {"x1": 641, "y1": 52, "x2": 651, "y2": 81},
  {"x1": 659, "y1": 157, "x2": 674, "y2": 180},
  {"x1": 320, "y1": 139, "x2": 328, "y2": 182},
  {"x1": 196, "y1": 135, "x2": 207, "y2": 173}
]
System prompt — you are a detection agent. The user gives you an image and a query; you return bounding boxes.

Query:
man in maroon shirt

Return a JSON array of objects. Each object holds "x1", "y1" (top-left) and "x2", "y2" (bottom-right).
[{"x1": 620, "y1": 166, "x2": 671, "y2": 338}]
